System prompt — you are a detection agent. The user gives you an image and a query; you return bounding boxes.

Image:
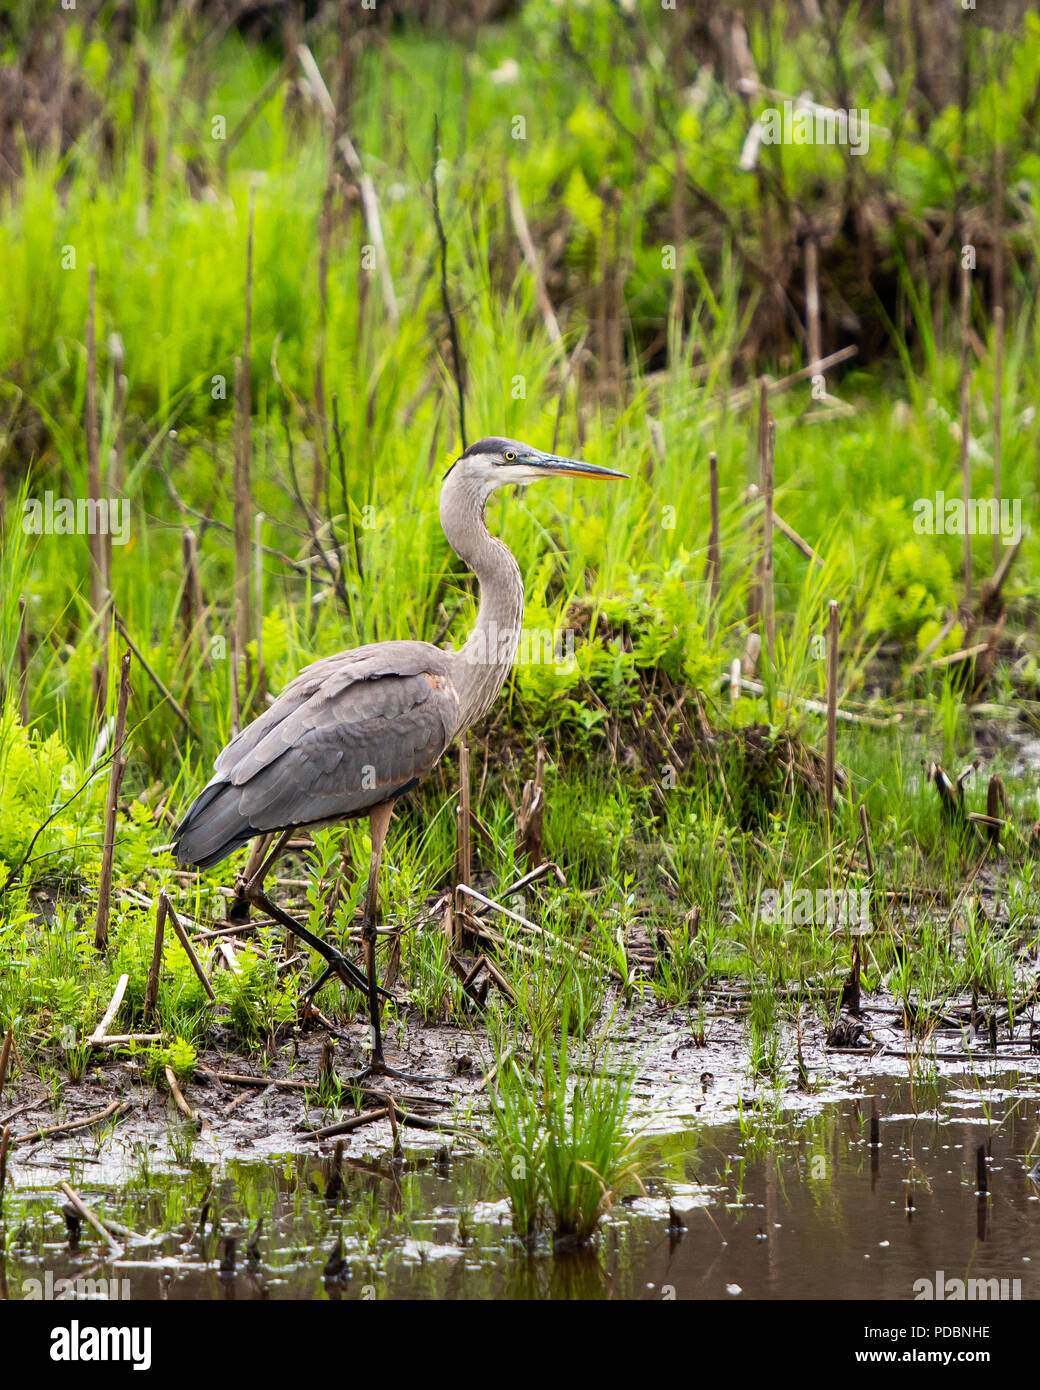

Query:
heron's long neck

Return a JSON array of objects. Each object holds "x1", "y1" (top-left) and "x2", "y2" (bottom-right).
[{"x1": 440, "y1": 470, "x2": 524, "y2": 732}]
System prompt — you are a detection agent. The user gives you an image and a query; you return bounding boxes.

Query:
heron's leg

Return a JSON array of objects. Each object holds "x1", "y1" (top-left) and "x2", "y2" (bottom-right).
[
  {"x1": 241, "y1": 829, "x2": 387, "y2": 1000},
  {"x1": 361, "y1": 802, "x2": 394, "y2": 1067},
  {"x1": 229, "y1": 831, "x2": 278, "y2": 921}
]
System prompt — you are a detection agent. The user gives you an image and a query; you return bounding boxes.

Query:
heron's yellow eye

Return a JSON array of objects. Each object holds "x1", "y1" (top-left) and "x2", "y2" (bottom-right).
[{"x1": 504, "y1": 450, "x2": 516, "y2": 461}]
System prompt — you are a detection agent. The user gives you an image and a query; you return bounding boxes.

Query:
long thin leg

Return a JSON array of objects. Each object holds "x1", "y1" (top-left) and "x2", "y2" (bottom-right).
[
  {"x1": 240, "y1": 827, "x2": 390, "y2": 1001},
  {"x1": 362, "y1": 802, "x2": 394, "y2": 1067},
  {"x1": 229, "y1": 830, "x2": 281, "y2": 921}
]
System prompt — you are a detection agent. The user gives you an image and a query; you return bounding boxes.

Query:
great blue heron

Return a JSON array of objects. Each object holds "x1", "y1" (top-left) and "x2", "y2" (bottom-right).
[{"x1": 173, "y1": 437, "x2": 625, "y2": 1075}]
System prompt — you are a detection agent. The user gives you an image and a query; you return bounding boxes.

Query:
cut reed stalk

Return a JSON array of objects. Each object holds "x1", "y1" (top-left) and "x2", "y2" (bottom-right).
[{"x1": 94, "y1": 650, "x2": 132, "y2": 950}]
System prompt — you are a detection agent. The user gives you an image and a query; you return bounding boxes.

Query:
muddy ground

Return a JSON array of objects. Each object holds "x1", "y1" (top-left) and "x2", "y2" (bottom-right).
[{"x1": 4, "y1": 976, "x2": 1039, "y2": 1177}]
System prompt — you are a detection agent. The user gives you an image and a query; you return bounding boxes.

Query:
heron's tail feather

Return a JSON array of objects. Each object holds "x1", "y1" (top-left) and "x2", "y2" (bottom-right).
[{"x1": 173, "y1": 780, "x2": 255, "y2": 869}]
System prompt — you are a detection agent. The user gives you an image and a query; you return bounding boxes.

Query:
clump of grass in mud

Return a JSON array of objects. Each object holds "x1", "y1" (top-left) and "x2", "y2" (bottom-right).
[{"x1": 486, "y1": 1012, "x2": 646, "y2": 1250}]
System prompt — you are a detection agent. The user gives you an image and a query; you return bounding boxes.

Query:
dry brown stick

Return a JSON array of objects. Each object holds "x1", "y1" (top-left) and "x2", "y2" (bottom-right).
[
  {"x1": 725, "y1": 674, "x2": 899, "y2": 727},
  {"x1": 724, "y1": 345, "x2": 857, "y2": 412},
  {"x1": 88, "y1": 1033, "x2": 161, "y2": 1046},
  {"x1": 476, "y1": 1047, "x2": 513, "y2": 1092},
  {"x1": 958, "y1": 255, "x2": 973, "y2": 603},
  {"x1": 61, "y1": 1181, "x2": 122, "y2": 1255},
  {"x1": 180, "y1": 528, "x2": 205, "y2": 664},
  {"x1": 108, "y1": 331, "x2": 127, "y2": 496},
  {"x1": 304, "y1": 1107, "x2": 391, "y2": 1140},
  {"x1": 17, "y1": 595, "x2": 29, "y2": 724},
  {"x1": 507, "y1": 175, "x2": 563, "y2": 349},
  {"x1": 858, "y1": 804, "x2": 875, "y2": 878},
  {"x1": 94, "y1": 650, "x2": 132, "y2": 950},
  {"x1": 979, "y1": 530, "x2": 1021, "y2": 617},
  {"x1": 921, "y1": 641, "x2": 991, "y2": 671},
  {"x1": 481, "y1": 954, "x2": 516, "y2": 1005},
  {"x1": 500, "y1": 861, "x2": 565, "y2": 898},
  {"x1": 253, "y1": 511, "x2": 265, "y2": 690},
  {"x1": 297, "y1": 46, "x2": 398, "y2": 328},
  {"x1": 112, "y1": 610, "x2": 196, "y2": 737},
  {"x1": 201, "y1": 1069, "x2": 308, "y2": 1092},
  {"x1": 88, "y1": 973, "x2": 129, "y2": 1043},
  {"x1": 159, "y1": 891, "x2": 216, "y2": 1002},
  {"x1": 0, "y1": 1027, "x2": 12, "y2": 1097},
  {"x1": 233, "y1": 349, "x2": 251, "y2": 677},
  {"x1": 992, "y1": 304, "x2": 1004, "y2": 573},
  {"x1": 164, "y1": 1066, "x2": 195, "y2": 1121},
  {"x1": 456, "y1": 884, "x2": 595, "y2": 962},
  {"x1": 769, "y1": 503, "x2": 823, "y2": 567},
  {"x1": 825, "y1": 599, "x2": 840, "y2": 817},
  {"x1": 230, "y1": 596, "x2": 242, "y2": 738},
  {"x1": 907, "y1": 610, "x2": 959, "y2": 674},
  {"x1": 762, "y1": 413, "x2": 776, "y2": 663},
  {"x1": 14, "y1": 1101, "x2": 126, "y2": 1149},
  {"x1": 706, "y1": 451, "x2": 720, "y2": 634},
  {"x1": 143, "y1": 894, "x2": 167, "y2": 1023},
  {"x1": 85, "y1": 264, "x2": 105, "y2": 623}
]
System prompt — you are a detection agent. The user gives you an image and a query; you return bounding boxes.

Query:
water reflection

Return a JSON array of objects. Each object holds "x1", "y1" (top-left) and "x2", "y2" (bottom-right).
[{"x1": 2, "y1": 1072, "x2": 1036, "y2": 1301}]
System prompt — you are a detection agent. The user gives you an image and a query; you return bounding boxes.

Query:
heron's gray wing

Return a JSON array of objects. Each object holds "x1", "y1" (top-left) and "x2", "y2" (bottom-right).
[{"x1": 174, "y1": 642, "x2": 460, "y2": 868}]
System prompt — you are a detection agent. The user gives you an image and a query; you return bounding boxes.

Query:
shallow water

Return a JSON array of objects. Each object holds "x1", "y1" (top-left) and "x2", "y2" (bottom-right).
[{"x1": 3, "y1": 1070, "x2": 1037, "y2": 1301}]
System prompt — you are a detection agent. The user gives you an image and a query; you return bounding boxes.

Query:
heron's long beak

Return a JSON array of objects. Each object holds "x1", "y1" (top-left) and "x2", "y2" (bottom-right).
[{"x1": 534, "y1": 452, "x2": 627, "y2": 480}]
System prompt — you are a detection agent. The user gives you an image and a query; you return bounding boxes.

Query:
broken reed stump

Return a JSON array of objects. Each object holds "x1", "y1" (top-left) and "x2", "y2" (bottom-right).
[
  {"x1": 976, "y1": 1145, "x2": 988, "y2": 1196},
  {"x1": 85, "y1": 264, "x2": 105, "y2": 621},
  {"x1": 180, "y1": 528, "x2": 205, "y2": 669},
  {"x1": 516, "y1": 739, "x2": 546, "y2": 868},
  {"x1": 108, "y1": 330, "x2": 127, "y2": 496},
  {"x1": 825, "y1": 600, "x2": 839, "y2": 818},
  {"x1": 230, "y1": 596, "x2": 242, "y2": 738},
  {"x1": 233, "y1": 353, "x2": 252, "y2": 689},
  {"x1": 143, "y1": 894, "x2": 167, "y2": 1022},
  {"x1": 160, "y1": 889, "x2": 216, "y2": 1003},
  {"x1": 319, "y1": 1035, "x2": 336, "y2": 1093},
  {"x1": 94, "y1": 651, "x2": 132, "y2": 950},
  {"x1": 253, "y1": 511, "x2": 266, "y2": 695},
  {"x1": 0, "y1": 1026, "x2": 13, "y2": 1097},
  {"x1": 86, "y1": 263, "x2": 111, "y2": 723},
  {"x1": 858, "y1": 804, "x2": 875, "y2": 878}
]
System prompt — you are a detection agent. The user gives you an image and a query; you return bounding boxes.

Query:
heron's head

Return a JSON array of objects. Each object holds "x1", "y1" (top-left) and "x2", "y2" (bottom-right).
[{"x1": 446, "y1": 436, "x2": 626, "y2": 498}]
